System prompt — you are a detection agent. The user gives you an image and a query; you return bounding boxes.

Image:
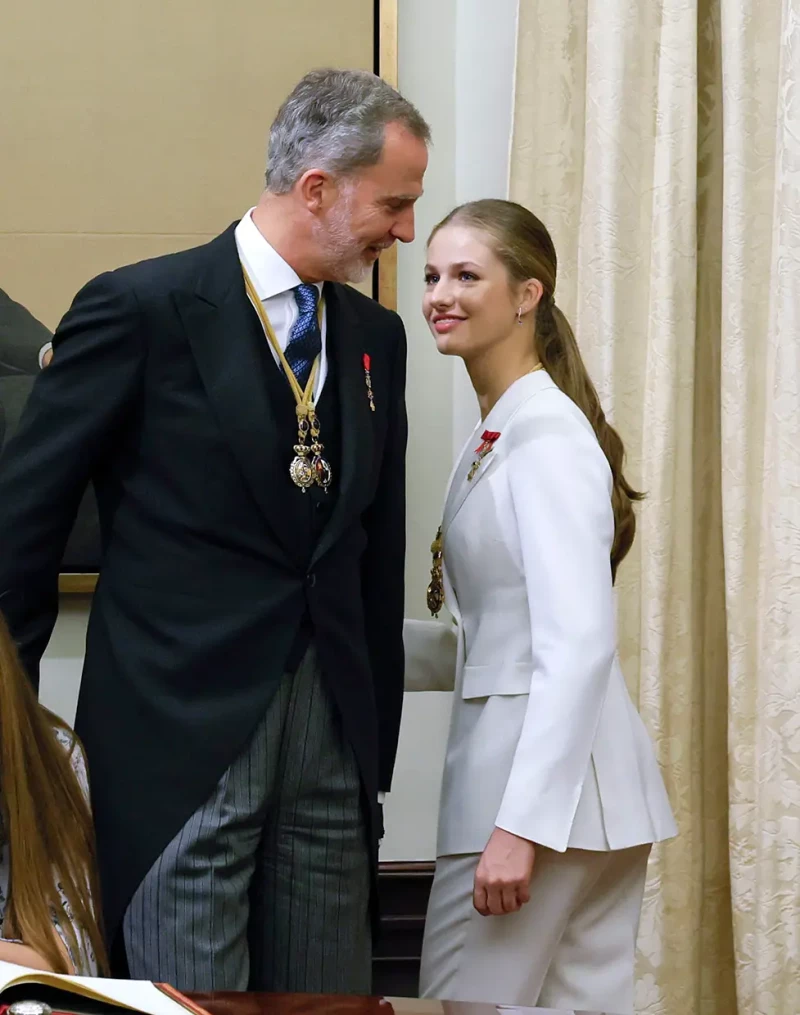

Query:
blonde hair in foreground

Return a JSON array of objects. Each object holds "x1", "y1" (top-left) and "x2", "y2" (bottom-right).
[{"x1": 0, "y1": 612, "x2": 108, "y2": 973}]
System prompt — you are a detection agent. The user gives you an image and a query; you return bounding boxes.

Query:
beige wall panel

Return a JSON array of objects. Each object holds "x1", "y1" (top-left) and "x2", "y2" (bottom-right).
[
  {"x1": 1, "y1": 0, "x2": 373, "y2": 324},
  {"x1": 0, "y1": 235, "x2": 218, "y2": 331}
]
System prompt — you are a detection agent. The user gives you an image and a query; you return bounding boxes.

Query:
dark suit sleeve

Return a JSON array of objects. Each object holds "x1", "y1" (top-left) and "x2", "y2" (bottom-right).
[
  {"x1": 360, "y1": 316, "x2": 408, "y2": 793},
  {"x1": 0, "y1": 288, "x2": 52, "y2": 376},
  {"x1": 0, "y1": 272, "x2": 144, "y2": 687}
]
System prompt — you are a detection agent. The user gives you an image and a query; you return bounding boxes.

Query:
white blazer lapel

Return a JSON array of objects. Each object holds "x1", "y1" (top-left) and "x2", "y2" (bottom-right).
[
  {"x1": 442, "y1": 370, "x2": 557, "y2": 536},
  {"x1": 442, "y1": 427, "x2": 481, "y2": 533}
]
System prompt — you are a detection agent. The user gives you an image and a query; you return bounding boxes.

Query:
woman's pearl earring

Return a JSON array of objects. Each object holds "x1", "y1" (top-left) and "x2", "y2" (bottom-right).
[{"x1": 516, "y1": 307, "x2": 524, "y2": 325}]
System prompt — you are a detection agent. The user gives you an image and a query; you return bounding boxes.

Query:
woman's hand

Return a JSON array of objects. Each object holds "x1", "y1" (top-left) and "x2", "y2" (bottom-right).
[{"x1": 473, "y1": 827, "x2": 536, "y2": 916}]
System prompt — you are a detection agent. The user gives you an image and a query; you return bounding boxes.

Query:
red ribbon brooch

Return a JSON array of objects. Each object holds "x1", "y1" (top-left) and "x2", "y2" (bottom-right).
[
  {"x1": 363, "y1": 354, "x2": 376, "y2": 412},
  {"x1": 467, "y1": 430, "x2": 501, "y2": 481}
]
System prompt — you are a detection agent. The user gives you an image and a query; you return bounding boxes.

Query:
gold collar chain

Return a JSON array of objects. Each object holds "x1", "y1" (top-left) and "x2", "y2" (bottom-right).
[{"x1": 242, "y1": 266, "x2": 332, "y2": 493}]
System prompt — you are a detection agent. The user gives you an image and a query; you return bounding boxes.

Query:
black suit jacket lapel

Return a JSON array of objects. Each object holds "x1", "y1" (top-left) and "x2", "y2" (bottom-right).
[
  {"x1": 175, "y1": 223, "x2": 304, "y2": 569},
  {"x1": 312, "y1": 284, "x2": 374, "y2": 566}
]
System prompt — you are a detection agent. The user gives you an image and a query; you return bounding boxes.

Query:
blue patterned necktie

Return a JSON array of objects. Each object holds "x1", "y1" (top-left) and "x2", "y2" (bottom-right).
[{"x1": 285, "y1": 284, "x2": 321, "y2": 390}]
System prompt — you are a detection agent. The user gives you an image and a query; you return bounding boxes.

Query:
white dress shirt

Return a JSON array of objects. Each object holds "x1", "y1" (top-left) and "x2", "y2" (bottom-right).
[{"x1": 234, "y1": 208, "x2": 328, "y2": 400}]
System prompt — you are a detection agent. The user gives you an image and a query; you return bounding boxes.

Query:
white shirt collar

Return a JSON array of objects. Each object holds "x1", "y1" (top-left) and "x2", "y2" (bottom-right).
[{"x1": 235, "y1": 208, "x2": 323, "y2": 302}]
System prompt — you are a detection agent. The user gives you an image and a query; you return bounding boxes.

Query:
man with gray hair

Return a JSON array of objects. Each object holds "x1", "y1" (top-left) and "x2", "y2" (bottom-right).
[{"x1": 0, "y1": 69, "x2": 429, "y2": 991}]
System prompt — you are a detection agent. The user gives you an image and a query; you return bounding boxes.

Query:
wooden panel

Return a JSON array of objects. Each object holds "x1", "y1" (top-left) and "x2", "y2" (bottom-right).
[
  {"x1": 374, "y1": 861, "x2": 435, "y2": 998},
  {"x1": 0, "y1": 0, "x2": 374, "y2": 329},
  {"x1": 192, "y1": 992, "x2": 526, "y2": 1014},
  {"x1": 377, "y1": 0, "x2": 399, "y2": 313},
  {"x1": 1, "y1": 1, "x2": 374, "y2": 232}
]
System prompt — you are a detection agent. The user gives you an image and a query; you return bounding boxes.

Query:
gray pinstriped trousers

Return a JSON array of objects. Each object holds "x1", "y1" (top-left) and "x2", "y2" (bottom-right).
[{"x1": 122, "y1": 647, "x2": 372, "y2": 993}]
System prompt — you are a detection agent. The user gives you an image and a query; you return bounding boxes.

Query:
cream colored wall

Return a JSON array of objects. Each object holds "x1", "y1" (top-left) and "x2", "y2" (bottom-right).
[
  {"x1": 380, "y1": 0, "x2": 519, "y2": 860},
  {"x1": 35, "y1": 0, "x2": 520, "y2": 861},
  {"x1": 0, "y1": 0, "x2": 373, "y2": 326}
]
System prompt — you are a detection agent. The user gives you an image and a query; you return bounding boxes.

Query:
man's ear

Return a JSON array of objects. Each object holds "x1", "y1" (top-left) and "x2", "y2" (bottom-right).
[{"x1": 296, "y1": 169, "x2": 334, "y2": 213}]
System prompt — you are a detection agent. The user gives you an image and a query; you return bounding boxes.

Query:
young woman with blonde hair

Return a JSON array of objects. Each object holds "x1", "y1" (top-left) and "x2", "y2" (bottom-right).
[{"x1": 417, "y1": 200, "x2": 676, "y2": 1014}]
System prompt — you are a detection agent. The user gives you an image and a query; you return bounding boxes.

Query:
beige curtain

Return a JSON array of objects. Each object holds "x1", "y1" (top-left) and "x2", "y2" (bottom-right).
[{"x1": 510, "y1": 1, "x2": 800, "y2": 1013}]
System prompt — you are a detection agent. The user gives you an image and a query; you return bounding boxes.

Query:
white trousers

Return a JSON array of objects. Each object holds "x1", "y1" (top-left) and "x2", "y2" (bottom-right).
[{"x1": 419, "y1": 844, "x2": 651, "y2": 1014}]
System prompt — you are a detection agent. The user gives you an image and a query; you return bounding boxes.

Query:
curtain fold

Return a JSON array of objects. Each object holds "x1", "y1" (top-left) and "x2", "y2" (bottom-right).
[
  {"x1": 719, "y1": 0, "x2": 800, "y2": 1012},
  {"x1": 509, "y1": 1, "x2": 799, "y2": 1011}
]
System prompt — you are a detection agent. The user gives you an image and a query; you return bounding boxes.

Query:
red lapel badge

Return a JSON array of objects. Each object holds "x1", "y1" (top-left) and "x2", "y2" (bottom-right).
[
  {"x1": 467, "y1": 430, "x2": 501, "y2": 481},
  {"x1": 363, "y1": 353, "x2": 376, "y2": 412}
]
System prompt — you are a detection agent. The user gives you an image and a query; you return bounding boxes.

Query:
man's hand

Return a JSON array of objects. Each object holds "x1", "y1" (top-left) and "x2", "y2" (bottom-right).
[{"x1": 473, "y1": 826, "x2": 536, "y2": 917}]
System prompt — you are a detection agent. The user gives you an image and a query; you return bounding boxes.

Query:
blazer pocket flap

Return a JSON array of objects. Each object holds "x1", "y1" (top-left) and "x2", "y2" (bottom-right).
[{"x1": 461, "y1": 663, "x2": 531, "y2": 699}]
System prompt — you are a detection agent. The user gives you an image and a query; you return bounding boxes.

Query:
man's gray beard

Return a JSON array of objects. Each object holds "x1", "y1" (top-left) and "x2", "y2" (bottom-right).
[{"x1": 313, "y1": 195, "x2": 374, "y2": 284}]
